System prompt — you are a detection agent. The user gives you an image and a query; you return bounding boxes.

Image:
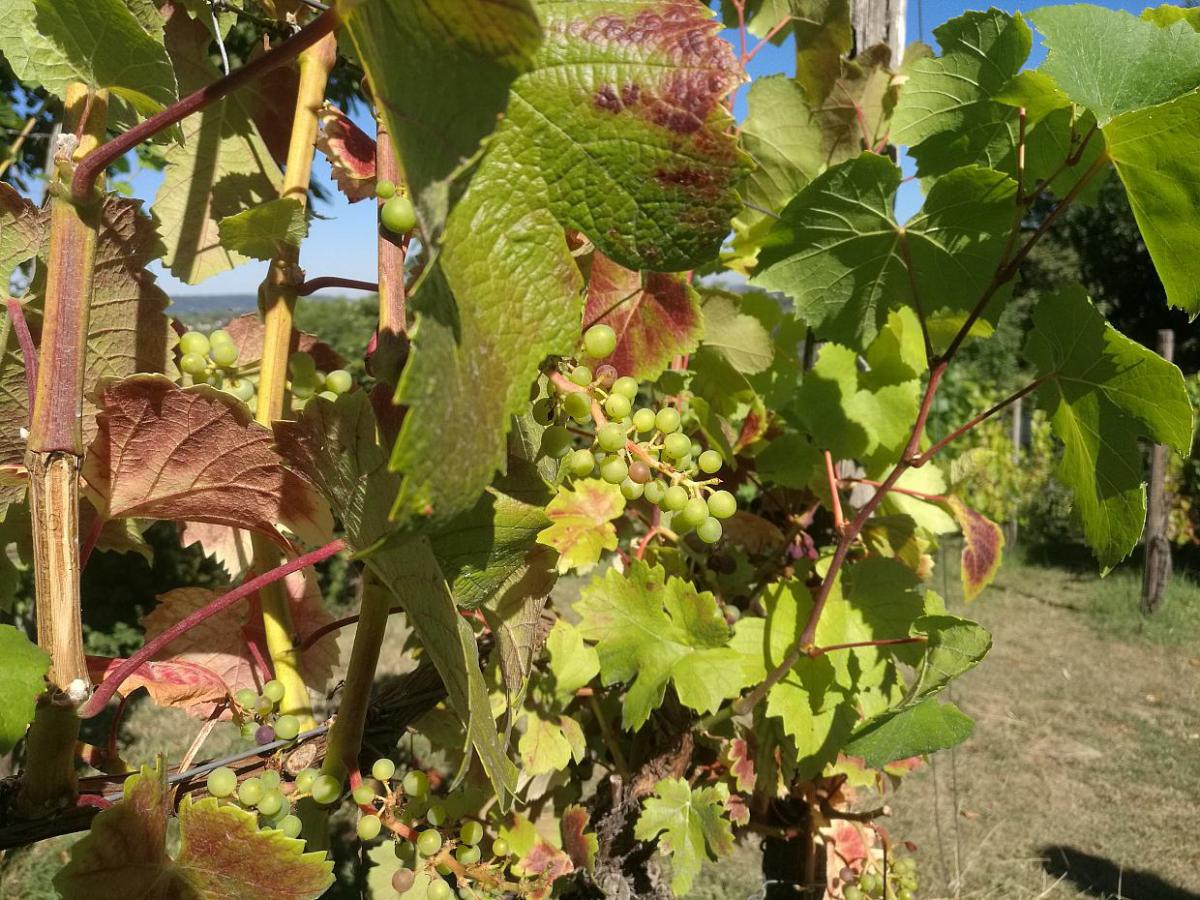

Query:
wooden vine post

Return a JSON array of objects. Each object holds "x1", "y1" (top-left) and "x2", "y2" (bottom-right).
[{"x1": 1141, "y1": 328, "x2": 1175, "y2": 613}]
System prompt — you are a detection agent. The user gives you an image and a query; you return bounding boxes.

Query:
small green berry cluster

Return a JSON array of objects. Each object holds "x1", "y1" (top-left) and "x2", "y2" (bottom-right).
[
  {"x1": 205, "y1": 766, "x2": 301, "y2": 837},
  {"x1": 233, "y1": 680, "x2": 302, "y2": 746},
  {"x1": 537, "y1": 324, "x2": 736, "y2": 544},
  {"x1": 288, "y1": 350, "x2": 354, "y2": 411},
  {"x1": 180, "y1": 329, "x2": 260, "y2": 409},
  {"x1": 377, "y1": 179, "x2": 417, "y2": 235},
  {"x1": 840, "y1": 854, "x2": 918, "y2": 900}
]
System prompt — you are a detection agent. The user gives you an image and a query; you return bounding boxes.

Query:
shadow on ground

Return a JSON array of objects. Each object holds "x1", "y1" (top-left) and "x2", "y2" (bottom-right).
[{"x1": 1040, "y1": 846, "x2": 1200, "y2": 900}]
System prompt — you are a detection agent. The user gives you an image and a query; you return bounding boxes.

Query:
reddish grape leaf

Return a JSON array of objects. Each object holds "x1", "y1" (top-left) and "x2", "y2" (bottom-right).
[
  {"x1": 946, "y1": 496, "x2": 1004, "y2": 602},
  {"x1": 86, "y1": 654, "x2": 231, "y2": 715},
  {"x1": 316, "y1": 103, "x2": 376, "y2": 201},
  {"x1": 722, "y1": 736, "x2": 757, "y2": 793},
  {"x1": 222, "y1": 313, "x2": 345, "y2": 372},
  {"x1": 582, "y1": 252, "x2": 703, "y2": 381},
  {"x1": 0, "y1": 182, "x2": 44, "y2": 287},
  {"x1": 726, "y1": 792, "x2": 750, "y2": 826},
  {"x1": 179, "y1": 521, "x2": 254, "y2": 578},
  {"x1": 80, "y1": 496, "x2": 153, "y2": 562},
  {"x1": 55, "y1": 761, "x2": 334, "y2": 899},
  {"x1": 83, "y1": 375, "x2": 333, "y2": 551},
  {"x1": 561, "y1": 804, "x2": 598, "y2": 872},
  {"x1": 536, "y1": 479, "x2": 625, "y2": 575},
  {"x1": 139, "y1": 571, "x2": 340, "y2": 717}
]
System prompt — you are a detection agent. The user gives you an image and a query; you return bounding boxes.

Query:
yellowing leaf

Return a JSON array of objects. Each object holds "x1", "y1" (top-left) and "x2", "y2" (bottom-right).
[
  {"x1": 634, "y1": 777, "x2": 734, "y2": 896},
  {"x1": 536, "y1": 479, "x2": 624, "y2": 575},
  {"x1": 946, "y1": 496, "x2": 1004, "y2": 602}
]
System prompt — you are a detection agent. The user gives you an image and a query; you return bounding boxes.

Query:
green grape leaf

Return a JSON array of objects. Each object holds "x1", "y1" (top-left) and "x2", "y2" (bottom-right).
[
  {"x1": 754, "y1": 154, "x2": 1015, "y2": 350},
  {"x1": 891, "y1": 10, "x2": 1030, "y2": 176},
  {"x1": 1025, "y1": 286, "x2": 1193, "y2": 569},
  {"x1": 273, "y1": 391, "x2": 521, "y2": 806},
  {"x1": 1029, "y1": 5, "x2": 1200, "y2": 125},
  {"x1": 993, "y1": 70, "x2": 1071, "y2": 124},
  {"x1": 518, "y1": 710, "x2": 586, "y2": 775},
  {"x1": 1142, "y1": 4, "x2": 1200, "y2": 30},
  {"x1": 946, "y1": 496, "x2": 1004, "y2": 602},
  {"x1": 216, "y1": 198, "x2": 307, "y2": 262},
  {"x1": 1103, "y1": 91, "x2": 1200, "y2": 315},
  {"x1": 877, "y1": 464, "x2": 958, "y2": 535},
  {"x1": 907, "y1": 614, "x2": 992, "y2": 701},
  {"x1": 697, "y1": 292, "x2": 774, "y2": 375},
  {"x1": 362, "y1": 0, "x2": 748, "y2": 530},
  {"x1": 0, "y1": 624, "x2": 49, "y2": 754},
  {"x1": 843, "y1": 697, "x2": 974, "y2": 767},
  {"x1": 575, "y1": 561, "x2": 743, "y2": 730},
  {"x1": 582, "y1": 252, "x2": 703, "y2": 382},
  {"x1": 55, "y1": 762, "x2": 333, "y2": 899},
  {"x1": 152, "y1": 10, "x2": 283, "y2": 284},
  {"x1": 0, "y1": 0, "x2": 177, "y2": 115},
  {"x1": 546, "y1": 619, "x2": 600, "y2": 699},
  {"x1": 755, "y1": 431, "x2": 822, "y2": 489},
  {"x1": 634, "y1": 777, "x2": 734, "y2": 897},
  {"x1": 536, "y1": 479, "x2": 624, "y2": 576}
]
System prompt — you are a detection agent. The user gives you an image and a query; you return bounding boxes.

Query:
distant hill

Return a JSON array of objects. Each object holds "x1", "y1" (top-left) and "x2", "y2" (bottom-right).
[{"x1": 167, "y1": 293, "x2": 367, "y2": 329}]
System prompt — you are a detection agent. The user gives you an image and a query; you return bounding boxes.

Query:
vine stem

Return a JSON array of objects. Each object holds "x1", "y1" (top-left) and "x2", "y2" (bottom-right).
[
  {"x1": 299, "y1": 604, "x2": 403, "y2": 651},
  {"x1": 80, "y1": 539, "x2": 346, "y2": 719},
  {"x1": 5, "y1": 299, "x2": 37, "y2": 410},
  {"x1": 838, "y1": 478, "x2": 944, "y2": 503},
  {"x1": 297, "y1": 276, "x2": 379, "y2": 296},
  {"x1": 823, "y1": 451, "x2": 845, "y2": 532},
  {"x1": 911, "y1": 377, "x2": 1044, "y2": 466},
  {"x1": 69, "y1": 7, "x2": 341, "y2": 201}
]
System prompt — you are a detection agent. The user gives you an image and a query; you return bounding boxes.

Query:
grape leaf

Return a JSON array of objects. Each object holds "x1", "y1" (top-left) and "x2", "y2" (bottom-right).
[
  {"x1": 891, "y1": 10, "x2": 1029, "y2": 177},
  {"x1": 844, "y1": 697, "x2": 974, "y2": 767},
  {"x1": 179, "y1": 521, "x2": 255, "y2": 578},
  {"x1": 217, "y1": 198, "x2": 308, "y2": 261},
  {"x1": 86, "y1": 654, "x2": 231, "y2": 718},
  {"x1": 0, "y1": 0, "x2": 177, "y2": 115},
  {"x1": 0, "y1": 624, "x2": 49, "y2": 754},
  {"x1": 1029, "y1": 5, "x2": 1200, "y2": 125},
  {"x1": 360, "y1": 0, "x2": 749, "y2": 530},
  {"x1": 55, "y1": 762, "x2": 334, "y2": 899},
  {"x1": 272, "y1": 390, "x2": 519, "y2": 806},
  {"x1": 755, "y1": 431, "x2": 821, "y2": 489},
  {"x1": 536, "y1": 479, "x2": 624, "y2": 576},
  {"x1": 152, "y1": 9, "x2": 283, "y2": 284},
  {"x1": 634, "y1": 777, "x2": 734, "y2": 896},
  {"x1": 753, "y1": 155, "x2": 1016, "y2": 350},
  {"x1": 946, "y1": 496, "x2": 1004, "y2": 602},
  {"x1": 1143, "y1": 4, "x2": 1200, "y2": 30},
  {"x1": 219, "y1": 313, "x2": 345, "y2": 373},
  {"x1": 878, "y1": 464, "x2": 958, "y2": 535},
  {"x1": 518, "y1": 710, "x2": 586, "y2": 775},
  {"x1": 582, "y1": 252, "x2": 702, "y2": 382},
  {"x1": 316, "y1": 104, "x2": 376, "y2": 202},
  {"x1": 0, "y1": 183, "x2": 44, "y2": 288},
  {"x1": 545, "y1": 619, "x2": 599, "y2": 700},
  {"x1": 908, "y1": 614, "x2": 992, "y2": 700},
  {"x1": 697, "y1": 292, "x2": 774, "y2": 376},
  {"x1": 83, "y1": 375, "x2": 333, "y2": 552},
  {"x1": 139, "y1": 571, "x2": 341, "y2": 717},
  {"x1": 1103, "y1": 91, "x2": 1200, "y2": 315},
  {"x1": 561, "y1": 804, "x2": 598, "y2": 872},
  {"x1": 575, "y1": 561, "x2": 743, "y2": 730},
  {"x1": 1024, "y1": 286, "x2": 1193, "y2": 569}
]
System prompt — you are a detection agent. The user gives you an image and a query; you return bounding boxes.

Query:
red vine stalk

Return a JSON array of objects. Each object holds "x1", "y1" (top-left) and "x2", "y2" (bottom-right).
[
  {"x1": 838, "y1": 477, "x2": 944, "y2": 503},
  {"x1": 911, "y1": 377, "x2": 1044, "y2": 466},
  {"x1": 824, "y1": 451, "x2": 845, "y2": 532},
  {"x1": 299, "y1": 605, "x2": 404, "y2": 651},
  {"x1": 5, "y1": 299, "x2": 37, "y2": 410},
  {"x1": 297, "y1": 276, "x2": 379, "y2": 296},
  {"x1": 80, "y1": 539, "x2": 346, "y2": 719},
  {"x1": 813, "y1": 636, "x2": 928, "y2": 655}
]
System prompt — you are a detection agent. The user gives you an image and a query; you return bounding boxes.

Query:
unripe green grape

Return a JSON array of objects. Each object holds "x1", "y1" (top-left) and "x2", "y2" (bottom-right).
[
  {"x1": 860, "y1": 874, "x2": 880, "y2": 894},
  {"x1": 620, "y1": 478, "x2": 644, "y2": 500},
  {"x1": 643, "y1": 480, "x2": 666, "y2": 505},
  {"x1": 604, "y1": 393, "x2": 631, "y2": 420},
  {"x1": 295, "y1": 768, "x2": 318, "y2": 793},
  {"x1": 563, "y1": 391, "x2": 591, "y2": 422},
  {"x1": 540, "y1": 425, "x2": 573, "y2": 459},
  {"x1": 352, "y1": 783, "x2": 376, "y2": 805},
  {"x1": 273, "y1": 714, "x2": 300, "y2": 741},
  {"x1": 254, "y1": 696, "x2": 274, "y2": 718},
  {"x1": 898, "y1": 891, "x2": 913, "y2": 900},
  {"x1": 205, "y1": 371, "x2": 223, "y2": 387},
  {"x1": 257, "y1": 789, "x2": 285, "y2": 817},
  {"x1": 357, "y1": 814, "x2": 383, "y2": 841},
  {"x1": 655, "y1": 407, "x2": 681, "y2": 434},
  {"x1": 459, "y1": 820, "x2": 484, "y2": 845},
  {"x1": 663, "y1": 485, "x2": 689, "y2": 510},
  {"x1": 600, "y1": 456, "x2": 628, "y2": 484},
  {"x1": 895, "y1": 857, "x2": 916, "y2": 875},
  {"x1": 375, "y1": 179, "x2": 396, "y2": 199},
  {"x1": 321, "y1": 369, "x2": 351, "y2": 395},
  {"x1": 596, "y1": 422, "x2": 626, "y2": 452},
  {"x1": 403, "y1": 770, "x2": 429, "y2": 798},
  {"x1": 211, "y1": 340, "x2": 238, "y2": 367},
  {"x1": 372, "y1": 758, "x2": 396, "y2": 782},
  {"x1": 289, "y1": 351, "x2": 315, "y2": 376},
  {"x1": 456, "y1": 844, "x2": 482, "y2": 865},
  {"x1": 697, "y1": 517, "x2": 723, "y2": 544},
  {"x1": 843, "y1": 888, "x2": 863, "y2": 900},
  {"x1": 677, "y1": 497, "x2": 709, "y2": 530},
  {"x1": 612, "y1": 376, "x2": 638, "y2": 400},
  {"x1": 707, "y1": 490, "x2": 737, "y2": 520},
  {"x1": 583, "y1": 323, "x2": 617, "y2": 358},
  {"x1": 416, "y1": 829, "x2": 443, "y2": 856},
  {"x1": 426, "y1": 803, "x2": 447, "y2": 826},
  {"x1": 697, "y1": 449, "x2": 723, "y2": 474},
  {"x1": 531, "y1": 398, "x2": 555, "y2": 425},
  {"x1": 262, "y1": 679, "x2": 285, "y2": 703},
  {"x1": 234, "y1": 688, "x2": 257, "y2": 709},
  {"x1": 180, "y1": 331, "x2": 210, "y2": 357},
  {"x1": 209, "y1": 328, "x2": 233, "y2": 346},
  {"x1": 381, "y1": 195, "x2": 417, "y2": 234},
  {"x1": 570, "y1": 366, "x2": 593, "y2": 388},
  {"x1": 259, "y1": 771, "x2": 282, "y2": 790},
  {"x1": 428, "y1": 881, "x2": 453, "y2": 900},
  {"x1": 279, "y1": 814, "x2": 303, "y2": 838},
  {"x1": 567, "y1": 448, "x2": 596, "y2": 477},
  {"x1": 491, "y1": 838, "x2": 510, "y2": 857},
  {"x1": 663, "y1": 432, "x2": 691, "y2": 459},
  {"x1": 181, "y1": 352, "x2": 208, "y2": 377},
  {"x1": 311, "y1": 774, "x2": 343, "y2": 805},
  {"x1": 206, "y1": 766, "x2": 237, "y2": 798},
  {"x1": 318, "y1": 390, "x2": 338, "y2": 402},
  {"x1": 632, "y1": 408, "x2": 656, "y2": 433},
  {"x1": 225, "y1": 377, "x2": 255, "y2": 402},
  {"x1": 237, "y1": 778, "x2": 264, "y2": 807}
]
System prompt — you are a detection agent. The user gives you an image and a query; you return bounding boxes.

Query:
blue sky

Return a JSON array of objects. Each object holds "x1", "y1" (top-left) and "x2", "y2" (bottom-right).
[{"x1": 140, "y1": 0, "x2": 1156, "y2": 297}]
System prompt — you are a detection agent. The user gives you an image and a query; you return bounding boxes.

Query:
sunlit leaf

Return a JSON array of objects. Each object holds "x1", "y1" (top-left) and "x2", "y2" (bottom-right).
[
  {"x1": 946, "y1": 496, "x2": 1004, "y2": 602},
  {"x1": 217, "y1": 198, "x2": 308, "y2": 261},
  {"x1": 0, "y1": 624, "x2": 49, "y2": 754},
  {"x1": 536, "y1": 479, "x2": 624, "y2": 576},
  {"x1": 634, "y1": 777, "x2": 734, "y2": 896}
]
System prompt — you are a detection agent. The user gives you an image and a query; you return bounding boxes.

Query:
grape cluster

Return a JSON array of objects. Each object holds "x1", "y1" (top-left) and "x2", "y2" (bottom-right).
[
  {"x1": 233, "y1": 680, "x2": 302, "y2": 746},
  {"x1": 377, "y1": 179, "x2": 417, "y2": 235},
  {"x1": 180, "y1": 329, "x2": 259, "y2": 409},
  {"x1": 839, "y1": 855, "x2": 918, "y2": 900},
  {"x1": 205, "y1": 765, "x2": 302, "y2": 837},
  {"x1": 288, "y1": 350, "x2": 354, "y2": 412},
  {"x1": 537, "y1": 324, "x2": 736, "y2": 544}
]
